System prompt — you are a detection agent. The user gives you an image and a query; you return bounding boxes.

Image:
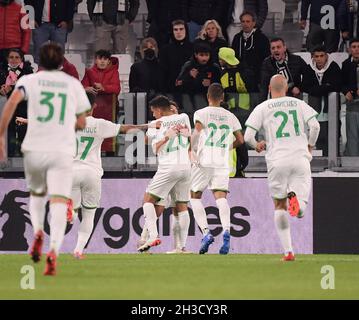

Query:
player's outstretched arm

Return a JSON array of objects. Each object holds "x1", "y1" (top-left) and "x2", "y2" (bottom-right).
[
  {"x1": 0, "y1": 89, "x2": 24, "y2": 161},
  {"x1": 120, "y1": 121, "x2": 161, "y2": 134},
  {"x1": 191, "y1": 121, "x2": 203, "y2": 154},
  {"x1": 232, "y1": 130, "x2": 244, "y2": 150}
]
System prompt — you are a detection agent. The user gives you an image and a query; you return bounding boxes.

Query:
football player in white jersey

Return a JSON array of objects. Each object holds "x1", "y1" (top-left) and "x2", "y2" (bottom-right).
[
  {"x1": 138, "y1": 101, "x2": 192, "y2": 254},
  {"x1": 138, "y1": 95, "x2": 192, "y2": 252},
  {"x1": 244, "y1": 75, "x2": 320, "y2": 261},
  {"x1": 190, "y1": 83, "x2": 244, "y2": 254},
  {"x1": 69, "y1": 92, "x2": 158, "y2": 258},
  {"x1": 0, "y1": 43, "x2": 90, "y2": 276}
]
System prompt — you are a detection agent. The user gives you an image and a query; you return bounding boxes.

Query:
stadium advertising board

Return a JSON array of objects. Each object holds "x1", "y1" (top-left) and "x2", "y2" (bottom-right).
[{"x1": 0, "y1": 179, "x2": 313, "y2": 254}]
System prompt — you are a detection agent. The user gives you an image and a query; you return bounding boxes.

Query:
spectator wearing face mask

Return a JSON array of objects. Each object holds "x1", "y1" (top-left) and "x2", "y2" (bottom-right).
[
  {"x1": 0, "y1": 48, "x2": 33, "y2": 156},
  {"x1": 129, "y1": 37, "x2": 162, "y2": 100}
]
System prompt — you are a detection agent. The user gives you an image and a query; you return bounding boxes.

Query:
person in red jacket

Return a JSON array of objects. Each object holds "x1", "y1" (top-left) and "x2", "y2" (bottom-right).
[
  {"x1": 82, "y1": 49, "x2": 121, "y2": 155},
  {"x1": 0, "y1": 0, "x2": 31, "y2": 65}
]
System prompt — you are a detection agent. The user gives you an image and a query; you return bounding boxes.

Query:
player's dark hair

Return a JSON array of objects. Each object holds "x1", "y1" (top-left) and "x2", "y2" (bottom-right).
[
  {"x1": 149, "y1": 95, "x2": 171, "y2": 110},
  {"x1": 207, "y1": 83, "x2": 224, "y2": 101},
  {"x1": 86, "y1": 92, "x2": 96, "y2": 107},
  {"x1": 39, "y1": 42, "x2": 64, "y2": 70},
  {"x1": 95, "y1": 49, "x2": 111, "y2": 59}
]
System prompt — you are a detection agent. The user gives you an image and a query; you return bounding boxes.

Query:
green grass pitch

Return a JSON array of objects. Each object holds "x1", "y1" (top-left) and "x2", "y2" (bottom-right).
[{"x1": 0, "y1": 254, "x2": 358, "y2": 299}]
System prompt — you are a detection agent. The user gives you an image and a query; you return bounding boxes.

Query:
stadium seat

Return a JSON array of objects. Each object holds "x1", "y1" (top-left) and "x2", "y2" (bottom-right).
[
  {"x1": 64, "y1": 53, "x2": 86, "y2": 80},
  {"x1": 293, "y1": 52, "x2": 311, "y2": 65},
  {"x1": 329, "y1": 52, "x2": 349, "y2": 68},
  {"x1": 24, "y1": 54, "x2": 38, "y2": 72},
  {"x1": 112, "y1": 54, "x2": 133, "y2": 94}
]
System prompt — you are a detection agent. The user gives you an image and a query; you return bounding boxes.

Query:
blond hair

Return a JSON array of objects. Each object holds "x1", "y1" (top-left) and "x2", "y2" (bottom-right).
[{"x1": 197, "y1": 19, "x2": 225, "y2": 41}]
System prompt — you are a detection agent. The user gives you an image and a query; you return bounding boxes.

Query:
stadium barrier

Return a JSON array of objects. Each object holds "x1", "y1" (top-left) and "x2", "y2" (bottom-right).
[{"x1": 0, "y1": 178, "x2": 313, "y2": 254}]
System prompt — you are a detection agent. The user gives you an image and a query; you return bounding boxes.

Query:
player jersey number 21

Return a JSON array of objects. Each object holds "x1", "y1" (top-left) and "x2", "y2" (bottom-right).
[
  {"x1": 274, "y1": 110, "x2": 300, "y2": 138},
  {"x1": 38, "y1": 91, "x2": 67, "y2": 124}
]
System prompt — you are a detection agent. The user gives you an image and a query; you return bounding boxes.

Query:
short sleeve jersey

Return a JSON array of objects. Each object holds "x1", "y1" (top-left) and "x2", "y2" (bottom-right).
[
  {"x1": 245, "y1": 96, "x2": 318, "y2": 162},
  {"x1": 194, "y1": 106, "x2": 242, "y2": 169},
  {"x1": 16, "y1": 70, "x2": 90, "y2": 156},
  {"x1": 152, "y1": 113, "x2": 191, "y2": 170},
  {"x1": 74, "y1": 116, "x2": 121, "y2": 176}
]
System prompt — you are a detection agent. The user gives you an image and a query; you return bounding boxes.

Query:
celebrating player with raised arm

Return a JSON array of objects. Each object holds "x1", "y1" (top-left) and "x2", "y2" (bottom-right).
[
  {"x1": 190, "y1": 83, "x2": 244, "y2": 255},
  {"x1": 244, "y1": 74, "x2": 320, "y2": 261},
  {"x1": 69, "y1": 92, "x2": 160, "y2": 258},
  {"x1": 138, "y1": 95, "x2": 192, "y2": 252},
  {"x1": 0, "y1": 43, "x2": 90, "y2": 276}
]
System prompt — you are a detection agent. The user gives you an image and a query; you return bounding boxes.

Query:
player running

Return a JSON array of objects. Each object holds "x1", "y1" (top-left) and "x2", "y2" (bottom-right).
[
  {"x1": 138, "y1": 95, "x2": 192, "y2": 252},
  {"x1": 190, "y1": 83, "x2": 244, "y2": 254},
  {"x1": 68, "y1": 92, "x2": 159, "y2": 258},
  {"x1": 0, "y1": 43, "x2": 89, "y2": 275},
  {"x1": 244, "y1": 74, "x2": 320, "y2": 261}
]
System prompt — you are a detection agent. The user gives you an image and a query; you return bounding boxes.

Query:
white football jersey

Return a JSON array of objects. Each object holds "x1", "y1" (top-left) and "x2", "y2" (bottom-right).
[
  {"x1": 16, "y1": 70, "x2": 91, "y2": 156},
  {"x1": 152, "y1": 113, "x2": 191, "y2": 170},
  {"x1": 245, "y1": 96, "x2": 318, "y2": 162},
  {"x1": 74, "y1": 116, "x2": 121, "y2": 176},
  {"x1": 194, "y1": 106, "x2": 242, "y2": 169}
]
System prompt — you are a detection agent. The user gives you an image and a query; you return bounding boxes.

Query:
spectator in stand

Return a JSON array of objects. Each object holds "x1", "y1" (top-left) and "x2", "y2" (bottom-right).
[
  {"x1": 0, "y1": 0, "x2": 31, "y2": 66},
  {"x1": 342, "y1": 38, "x2": 359, "y2": 156},
  {"x1": 129, "y1": 37, "x2": 162, "y2": 100},
  {"x1": 300, "y1": 0, "x2": 349, "y2": 53},
  {"x1": 180, "y1": 0, "x2": 227, "y2": 42},
  {"x1": 218, "y1": 47, "x2": 256, "y2": 123},
  {"x1": 0, "y1": 48, "x2": 32, "y2": 156},
  {"x1": 194, "y1": 19, "x2": 227, "y2": 65},
  {"x1": 159, "y1": 19, "x2": 193, "y2": 94},
  {"x1": 24, "y1": 0, "x2": 75, "y2": 63},
  {"x1": 225, "y1": 0, "x2": 268, "y2": 46},
  {"x1": 232, "y1": 10, "x2": 270, "y2": 92},
  {"x1": 146, "y1": 0, "x2": 183, "y2": 49},
  {"x1": 82, "y1": 49, "x2": 121, "y2": 155},
  {"x1": 302, "y1": 45, "x2": 341, "y2": 156},
  {"x1": 260, "y1": 38, "x2": 306, "y2": 101},
  {"x1": 87, "y1": 0, "x2": 139, "y2": 54},
  {"x1": 176, "y1": 41, "x2": 221, "y2": 114}
]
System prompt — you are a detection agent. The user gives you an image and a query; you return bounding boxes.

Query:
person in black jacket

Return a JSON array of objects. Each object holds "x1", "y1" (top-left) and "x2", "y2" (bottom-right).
[
  {"x1": 342, "y1": 38, "x2": 359, "y2": 156},
  {"x1": 260, "y1": 37, "x2": 306, "y2": 101},
  {"x1": 24, "y1": 0, "x2": 75, "y2": 63},
  {"x1": 87, "y1": 0, "x2": 139, "y2": 53},
  {"x1": 146, "y1": 0, "x2": 183, "y2": 49},
  {"x1": 232, "y1": 10, "x2": 270, "y2": 92},
  {"x1": 129, "y1": 37, "x2": 162, "y2": 100},
  {"x1": 176, "y1": 41, "x2": 221, "y2": 95},
  {"x1": 300, "y1": 0, "x2": 349, "y2": 53},
  {"x1": 302, "y1": 45, "x2": 341, "y2": 156},
  {"x1": 176, "y1": 41, "x2": 221, "y2": 116},
  {"x1": 225, "y1": 0, "x2": 268, "y2": 45},
  {"x1": 159, "y1": 20, "x2": 193, "y2": 94},
  {"x1": 0, "y1": 49, "x2": 33, "y2": 156},
  {"x1": 180, "y1": 0, "x2": 227, "y2": 41}
]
